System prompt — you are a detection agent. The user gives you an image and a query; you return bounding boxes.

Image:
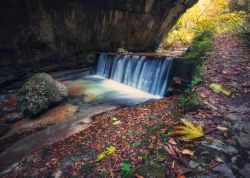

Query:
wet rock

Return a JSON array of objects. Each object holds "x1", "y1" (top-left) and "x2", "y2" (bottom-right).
[
  {"x1": 0, "y1": 123, "x2": 10, "y2": 136},
  {"x1": 17, "y1": 73, "x2": 69, "y2": 117},
  {"x1": 201, "y1": 141, "x2": 238, "y2": 155},
  {"x1": 0, "y1": 93, "x2": 6, "y2": 101},
  {"x1": 189, "y1": 160, "x2": 199, "y2": 168},
  {"x1": 117, "y1": 48, "x2": 127, "y2": 53},
  {"x1": 1, "y1": 106, "x2": 15, "y2": 114},
  {"x1": 239, "y1": 163, "x2": 250, "y2": 178},
  {"x1": 224, "y1": 113, "x2": 241, "y2": 121},
  {"x1": 247, "y1": 151, "x2": 250, "y2": 159},
  {"x1": 167, "y1": 77, "x2": 189, "y2": 96},
  {"x1": 212, "y1": 163, "x2": 236, "y2": 178},
  {"x1": 232, "y1": 121, "x2": 250, "y2": 149},
  {"x1": 5, "y1": 112, "x2": 23, "y2": 124},
  {"x1": 53, "y1": 170, "x2": 62, "y2": 178}
]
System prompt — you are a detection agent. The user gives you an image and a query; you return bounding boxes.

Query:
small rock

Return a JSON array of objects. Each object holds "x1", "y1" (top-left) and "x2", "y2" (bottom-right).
[
  {"x1": 247, "y1": 151, "x2": 250, "y2": 159},
  {"x1": 17, "y1": 73, "x2": 69, "y2": 117},
  {"x1": 0, "y1": 123, "x2": 10, "y2": 136},
  {"x1": 5, "y1": 112, "x2": 23, "y2": 124},
  {"x1": 231, "y1": 156, "x2": 238, "y2": 164},
  {"x1": 212, "y1": 163, "x2": 236, "y2": 178},
  {"x1": 117, "y1": 48, "x2": 127, "y2": 53},
  {"x1": 215, "y1": 157, "x2": 224, "y2": 163},
  {"x1": 224, "y1": 113, "x2": 241, "y2": 121},
  {"x1": 239, "y1": 163, "x2": 250, "y2": 178},
  {"x1": 201, "y1": 141, "x2": 238, "y2": 155},
  {"x1": 189, "y1": 160, "x2": 199, "y2": 168},
  {"x1": 53, "y1": 170, "x2": 62, "y2": 178},
  {"x1": 1, "y1": 106, "x2": 15, "y2": 114},
  {"x1": 233, "y1": 121, "x2": 250, "y2": 149}
]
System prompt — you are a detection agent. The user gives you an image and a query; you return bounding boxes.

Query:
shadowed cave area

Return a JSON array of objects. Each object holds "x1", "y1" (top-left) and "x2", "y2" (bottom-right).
[{"x1": 0, "y1": 0, "x2": 200, "y2": 176}]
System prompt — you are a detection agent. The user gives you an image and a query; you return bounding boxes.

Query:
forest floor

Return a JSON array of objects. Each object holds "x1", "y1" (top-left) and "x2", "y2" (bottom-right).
[{"x1": 2, "y1": 34, "x2": 250, "y2": 178}]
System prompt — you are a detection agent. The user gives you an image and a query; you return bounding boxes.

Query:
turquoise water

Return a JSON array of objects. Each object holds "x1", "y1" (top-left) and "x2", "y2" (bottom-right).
[{"x1": 66, "y1": 75, "x2": 161, "y2": 107}]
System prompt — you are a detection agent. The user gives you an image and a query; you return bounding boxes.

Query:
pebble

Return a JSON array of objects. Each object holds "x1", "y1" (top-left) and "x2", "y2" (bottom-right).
[
  {"x1": 239, "y1": 163, "x2": 250, "y2": 178},
  {"x1": 201, "y1": 141, "x2": 238, "y2": 155},
  {"x1": 212, "y1": 163, "x2": 236, "y2": 178},
  {"x1": 233, "y1": 121, "x2": 250, "y2": 149},
  {"x1": 5, "y1": 112, "x2": 23, "y2": 124},
  {"x1": 189, "y1": 160, "x2": 199, "y2": 168},
  {"x1": 224, "y1": 113, "x2": 241, "y2": 121},
  {"x1": 53, "y1": 170, "x2": 62, "y2": 178}
]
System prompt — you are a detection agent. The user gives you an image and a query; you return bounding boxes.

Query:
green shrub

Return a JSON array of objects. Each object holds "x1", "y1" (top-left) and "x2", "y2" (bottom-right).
[{"x1": 186, "y1": 29, "x2": 214, "y2": 61}]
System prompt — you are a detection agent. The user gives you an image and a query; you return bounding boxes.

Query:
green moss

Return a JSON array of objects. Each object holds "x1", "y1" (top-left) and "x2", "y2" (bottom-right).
[
  {"x1": 17, "y1": 73, "x2": 68, "y2": 117},
  {"x1": 186, "y1": 29, "x2": 214, "y2": 61}
]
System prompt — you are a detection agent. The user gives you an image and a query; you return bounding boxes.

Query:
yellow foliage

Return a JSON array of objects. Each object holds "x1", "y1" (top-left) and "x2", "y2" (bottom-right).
[
  {"x1": 209, "y1": 83, "x2": 231, "y2": 96},
  {"x1": 96, "y1": 145, "x2": 116, "y2": 161},
  {"x1": 161, "y1": 0, "x2": 249, "y2": 48},
  {"x1": 169, "y1": 119, "x2": 204, "y2": 140},
  {"x1": 105, "y1": 145, "x2": 116, "y2": 155}
]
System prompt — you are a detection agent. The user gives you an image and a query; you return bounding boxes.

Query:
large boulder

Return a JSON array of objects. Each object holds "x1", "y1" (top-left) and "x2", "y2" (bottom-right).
[{"x1": 17, "y1": 73, "x2": 69, "y2": 117}]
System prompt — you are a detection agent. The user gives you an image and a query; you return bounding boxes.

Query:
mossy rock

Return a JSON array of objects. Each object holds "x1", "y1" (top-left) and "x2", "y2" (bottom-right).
[{"x1": 17, "y1": 73, "x2": 69, "y2": 117}]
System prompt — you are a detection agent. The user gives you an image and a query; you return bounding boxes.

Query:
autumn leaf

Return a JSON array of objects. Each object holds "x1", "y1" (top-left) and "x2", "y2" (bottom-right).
[
  {"x1": 96, "y1": 152, "x2": 106, "y2": 161},
  {"x1": 169, "y1": 119, "x2": 204, "y2": 140},
  {"x1": 121, "y1": 162, "x2": 131, "y2": 175},
  {"x1": 112, "y1": 117, "x2": 122, "y2": 125},
  {"x1": 181, "y1": 149, "x2": 194, "y2": 156},
  {"x1": 209, "y1": 83, "x2": 231, "y2": 96},
  {"x1": 105, "y1": 145, "x2": 116, "y2": 155},
  {"x1": 96, "y1": 145, "x2": 116, "y2": 161}
]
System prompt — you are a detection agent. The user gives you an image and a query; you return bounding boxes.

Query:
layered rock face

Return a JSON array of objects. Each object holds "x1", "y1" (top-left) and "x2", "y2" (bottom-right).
[{"x1": 0, "y1": 0, "x2": 197, "y2": 86}]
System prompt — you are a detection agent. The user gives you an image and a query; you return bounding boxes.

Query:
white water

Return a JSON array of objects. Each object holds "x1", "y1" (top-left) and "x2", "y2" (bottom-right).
[{"x1": 97, "y1": 54, "x2": 173, "y2": 97}]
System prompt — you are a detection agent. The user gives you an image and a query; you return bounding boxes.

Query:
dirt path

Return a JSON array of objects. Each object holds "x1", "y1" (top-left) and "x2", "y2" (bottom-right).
[{"x1": 1, "y1": 34, "x2": 250, "y2": 178}]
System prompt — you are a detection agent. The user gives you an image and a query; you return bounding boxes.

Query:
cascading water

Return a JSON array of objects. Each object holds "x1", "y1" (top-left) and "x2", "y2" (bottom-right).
[{"x1": 96, "y1": 53, "x2": 173, "y2": 97}]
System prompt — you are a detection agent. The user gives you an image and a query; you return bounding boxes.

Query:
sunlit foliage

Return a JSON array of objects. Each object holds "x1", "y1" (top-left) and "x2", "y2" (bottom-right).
[{"x1": 161, "y1": 0, "x2": 250, "y2": 48}]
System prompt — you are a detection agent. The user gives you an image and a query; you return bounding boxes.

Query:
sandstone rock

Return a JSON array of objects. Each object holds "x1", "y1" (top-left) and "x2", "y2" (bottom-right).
[
  {"x1": 17, "y1": 73, "x2": 69, "y2": 117},
  {"x1": 0, "y1": 0, "x2": 198, "y2": 86},
  {"x1": 5, "y1": 112, "x2": 23, "y2": 123},
  {"x1": 0, "y1": 123, "x2": 10, "y2": 136}
]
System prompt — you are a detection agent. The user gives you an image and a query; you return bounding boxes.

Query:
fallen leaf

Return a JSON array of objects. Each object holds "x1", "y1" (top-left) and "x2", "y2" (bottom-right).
[
  {"x1": 96, "y1": 145, "x2": 116, "y2": 161},
  {"x1": 112, "y1": 117, "x2": 122, "y2": 125},
  {"x1": 105, "y1": 145, "x2": 116, "y2": 155},
  {"x1": 168, "y1": 138, "x2": 177, "y2": 145},
  {"x1": 216, "y1": 126, "x2": 228, "y2": 131},
  {"x1": 96, "y1": 152, "x2": 106, "y2": 161},
  {"x1": 121, "y1": 162, "x2": 131, "y2": 175},
  {"x1": 169, "y1": 119, "x2": 204, "y2": 140},
  {"x1": 135, "y1": 174, "x2": 144, "y2": 178},
  {"x1": 164, "y1": 144, "x2": 179, "y2": 157},
  {"x1": 181, "y1": 149, "x2": 194, "y2": 156},
  {"x1": 177, "y1": 174, "x2": 186, "y2": 178},
  {"x1": 209, "y1": 83, "x2": 231, "y2": 96}
]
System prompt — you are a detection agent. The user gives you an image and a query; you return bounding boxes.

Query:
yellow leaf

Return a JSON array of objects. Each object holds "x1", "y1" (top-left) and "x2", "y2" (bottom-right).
[
  {"x1": 105, "y1": 145, "x2": 116, "y2": 155},
  {"x1": 95, "y1": 145, "x2": 116, "y2": 161},
  {"x1": 96, "y1": 152, "x2": 106, "y2": 161},
  {"x1": 169, "y1": 119, "x2": 204, "y2": 140},
  {"x1": 209, "y1": 83, "x2": 231, "y2": 96}
]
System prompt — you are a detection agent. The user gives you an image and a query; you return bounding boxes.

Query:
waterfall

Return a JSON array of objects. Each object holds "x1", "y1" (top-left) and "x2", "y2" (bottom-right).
[{"x1": 96, "y1": 53, "x2": 173, "y2": 97}]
